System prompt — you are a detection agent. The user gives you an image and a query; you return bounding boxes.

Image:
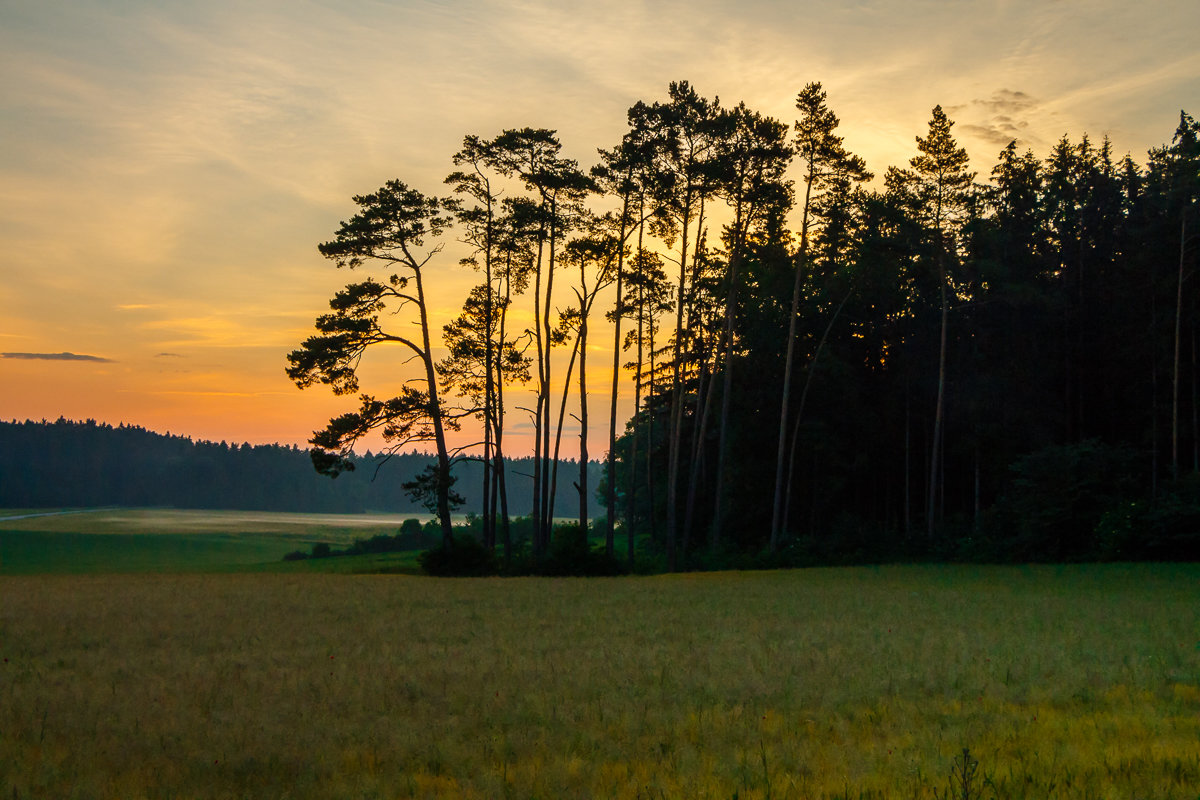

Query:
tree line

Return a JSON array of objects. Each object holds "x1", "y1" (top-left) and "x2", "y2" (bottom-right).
[
  {"x1": 0, "y1": 418, "x2": 599, "y2": 517},
  {"x1": 289, "y1": 81, "x2": 1200, "y2": 567}
]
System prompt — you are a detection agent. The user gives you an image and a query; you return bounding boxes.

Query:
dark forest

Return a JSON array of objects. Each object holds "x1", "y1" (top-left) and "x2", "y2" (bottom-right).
[{"x1": 0, "y1": 418, "x2": 600, "y2": 518}]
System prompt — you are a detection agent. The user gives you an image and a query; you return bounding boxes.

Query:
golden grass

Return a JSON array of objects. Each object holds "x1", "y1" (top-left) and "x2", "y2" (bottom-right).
[{"x1": 2, "y1": 565, "x2": 1198, "y2": 799}]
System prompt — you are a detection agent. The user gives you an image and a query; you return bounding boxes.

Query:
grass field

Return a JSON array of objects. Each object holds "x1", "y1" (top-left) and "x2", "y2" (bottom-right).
[
  {"x1": 0, "y1": 508, "x2": 427, "y2": 574},
  {"x1": 2, "y1": 564, "x2": 1198, "y2": 798}
]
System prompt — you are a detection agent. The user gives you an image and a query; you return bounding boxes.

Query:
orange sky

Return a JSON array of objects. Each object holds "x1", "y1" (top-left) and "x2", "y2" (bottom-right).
[{"x1": 2, "y1": 0, "x2": 1198, "y2": 458}]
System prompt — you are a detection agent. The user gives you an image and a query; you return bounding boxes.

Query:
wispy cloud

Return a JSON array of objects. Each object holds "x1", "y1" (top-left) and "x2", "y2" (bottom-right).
[
  {"x1": 155, "y1": 352, "x2": 185, "y2": 358},
  {"x1": 950, "y1": 89, "x2": 1044, "y2": 149},
  {"x1": 969, "y1": 89, "x2": 1038, "y2": 115},
  {"x1": 1, "y1": 351, "x2": 114, "y2": 363}
]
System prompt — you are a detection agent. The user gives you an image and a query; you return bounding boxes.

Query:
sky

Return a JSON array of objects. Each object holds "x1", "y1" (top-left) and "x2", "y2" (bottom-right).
[{"x1": 2, "y1": 0, "x2": 1198, "y2": 458}]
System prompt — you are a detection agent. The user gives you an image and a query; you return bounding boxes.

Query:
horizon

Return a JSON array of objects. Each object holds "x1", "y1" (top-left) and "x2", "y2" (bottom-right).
[{"x1": 0, "y1": 416, "x2": 605, "y2": 463}]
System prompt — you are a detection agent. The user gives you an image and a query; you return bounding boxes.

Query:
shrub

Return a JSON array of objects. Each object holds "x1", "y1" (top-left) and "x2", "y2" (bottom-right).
[
  {"x1": 348, "y1": 533, "x2": 407, "y2": 555},
  {"x1": 418, "y1": 536, "x2": 497, "y2": 577},
  {"x1": 1097, "y1": 476, "x2": 1200, "y2": 561},
  {"x1": 982, "y1": 440, "x2": 1140, "y2": 561},
  {"x1": 396, "y1": 518, "x2": 439, "y2": 550},
  {"x1": 538, "y1": 522, "x2": 626, "y2": 576}
]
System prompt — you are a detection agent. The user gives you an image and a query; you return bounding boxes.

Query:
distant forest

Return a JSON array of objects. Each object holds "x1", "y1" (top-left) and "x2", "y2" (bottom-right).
[
  {"x1": 286, "y1": 81, "x2": 1200, "y2": 567},
  {"x1": 0, "y1": 418, "x2": 601, "y2": 517}
]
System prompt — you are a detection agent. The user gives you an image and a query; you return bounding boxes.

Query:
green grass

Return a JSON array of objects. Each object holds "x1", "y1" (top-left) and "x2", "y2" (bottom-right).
[
  {"x1": 2, "y1": 565, "x2": 1198, "y2": 799},
  {"x1": 0, "y1": 508, "x2": 427, "y2": 574},
  {"x1": 0, "y1": 529, "x2": 285, "y2": 573}
]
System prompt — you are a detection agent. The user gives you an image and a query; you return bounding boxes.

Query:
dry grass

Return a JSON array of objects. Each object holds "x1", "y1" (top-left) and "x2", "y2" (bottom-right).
[{"x1": 2, "y1": 565, "x2": 1198, "y2": 798}]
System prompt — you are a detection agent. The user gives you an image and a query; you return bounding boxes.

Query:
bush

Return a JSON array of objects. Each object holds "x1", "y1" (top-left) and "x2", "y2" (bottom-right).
[
  {"x1": 981, "y1": 440, "x2": 1140, "y2": 561},
  {"x1": 346, "y1": 533, "x2": 410, "y2": 555},
  {"x1": 418, "y1": 536, "x2": 497, "y2": 577},
  {"x1": 538, "y1": 522, "x2": 626, "y2": 576},
  {"x1": 1097, "y1": 476, "x2": 1200, "y2": 561}
]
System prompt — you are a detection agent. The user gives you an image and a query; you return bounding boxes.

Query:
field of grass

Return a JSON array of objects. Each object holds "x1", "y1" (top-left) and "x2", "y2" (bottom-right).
[
  {"x1": 0, "y1": 508, "x2": 427, "y2": 574},
  {"x1": 2, "y1": 564, "x2": 1198, "y2": 798}
]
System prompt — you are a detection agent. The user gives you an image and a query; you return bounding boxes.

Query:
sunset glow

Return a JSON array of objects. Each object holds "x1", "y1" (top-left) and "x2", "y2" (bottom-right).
[{"x1": 3, "y1": 0, "x2": 1197, "y2": 457}]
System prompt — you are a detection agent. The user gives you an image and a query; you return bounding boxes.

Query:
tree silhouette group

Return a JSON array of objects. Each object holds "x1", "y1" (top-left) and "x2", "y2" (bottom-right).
[{"x1": 290, "y1": 82, "x2": 1200, "y2": 568}]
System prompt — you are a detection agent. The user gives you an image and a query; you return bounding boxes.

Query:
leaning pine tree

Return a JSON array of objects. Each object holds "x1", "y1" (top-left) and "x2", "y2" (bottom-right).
[{"x1": 286, "y1": 180, "x2": 462, "y2": 548}]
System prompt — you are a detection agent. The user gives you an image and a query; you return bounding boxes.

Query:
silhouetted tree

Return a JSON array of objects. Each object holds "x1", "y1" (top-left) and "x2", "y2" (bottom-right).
[
  {"x1": 703, "y1": 101, "x2": 793, "y2": 551},
  {"x1": 641, "y1": 81, "x2": 724, "y2": 571},
  {"x1": 489, "y1": 128, "x2": 593, "y2": 556},
  {"x1": 770, "y1": 82, "x2": 870, "y2": 549},
  {"x1": 887, "y1": 106, "x2": 975, "y2": 539},
  {"x1": 286, "y1": 180, "x2": 461, "y2": 546}
]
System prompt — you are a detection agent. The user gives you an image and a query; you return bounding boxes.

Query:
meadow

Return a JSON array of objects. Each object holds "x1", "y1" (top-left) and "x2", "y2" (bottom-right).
[
  {"x1": 0, "y1": 509, "x2": 427, "y2": 574},
  {"x1": 2, "y1": 563, "x2": 1198, "y2": 798}
]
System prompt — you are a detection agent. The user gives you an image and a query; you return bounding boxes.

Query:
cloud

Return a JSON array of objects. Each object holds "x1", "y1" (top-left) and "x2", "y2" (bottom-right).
[
  {"x1": 1, "y1": 351, "x2": 114, "y2": 363},
  {"x1": 970, "y1": 89, "x2": 1038, "y2": 115},
  {"x1": 950, "y1": 89, "x2": 1045, "y2": 149},
  {"x1": 155, "y1": 352, "x2": 185, "y2": 358}
]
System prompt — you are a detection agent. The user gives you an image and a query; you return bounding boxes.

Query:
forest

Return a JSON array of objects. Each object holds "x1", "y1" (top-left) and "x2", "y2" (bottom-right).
[
  {"x1": 288, "y1": 80, "x2": 1200, "y2": 570},
  {"x1": 0, "y1": 418, "x2": 600, "y2": 518}
]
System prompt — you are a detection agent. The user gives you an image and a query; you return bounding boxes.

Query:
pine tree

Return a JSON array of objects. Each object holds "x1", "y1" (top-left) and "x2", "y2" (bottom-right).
[
  {"x1": 888, "y1": 106, "x2": 974, "y2": 540},
  {"x1": 286, "y1": 181, "x2": 461, "y2": 546},
  {"x1": 770, "y1": 83, "x2": 870, "y2": 549}
]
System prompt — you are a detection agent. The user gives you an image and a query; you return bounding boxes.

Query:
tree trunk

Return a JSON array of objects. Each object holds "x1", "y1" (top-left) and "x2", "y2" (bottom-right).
[
  {"x1": 682, "y1": 342, "x2": 714, "y2": 560},
  {"x1": 665, "y1": 193, "x2": 692, "y2": 573},
  {"x1": 541, "y1": 198, "x2": 559, "y2": 552},
  {"x1": 1173, "y1": 214, "x2": 1187, "y2": 479},
  {"x1": 771, "y1": 172, "x2": 814, "y2": 550},
  {"x1": 483, "y1": 197, "x2": 496, "y2": 551},
  {"x1": 628, "y1": 313, "x2": 643, "y2": 567},
  {"x1": 1192, "y1": 301, "x2": 1198, "y2": 473},
  {"x1": 481, "y1": 402, "x2": 492, "y2": 549},
  {"x1": 579, "y1": 287, "x2": 590, "y2": 540},
  {"x1": 781, "y1": 292, "x2": 849, "y2": 537},
  {"x1": 606, "y1": 186, "x2": 632, "y2": 558},
  {"x1": 927, "y1": 241, "x2": 948, "y2": 542},
  {"x1": 710, "y1": 246, "x2": 742, "y2": 551},
  {"x1": 531, "y1": 233, "x2": 547, "y2": 557},
  {"x1": 496, "y1": 266, "x2": 513, "y2": 563},
  {"x1": 414, "y1": 265, "x2": 455, "y2": 547},
  {"x1": 549, "y1": 318, "x2": 584, "y2": 542},
  {"x1": 904, "y1": 378, "x2": 911, "y2": 539},
  {"x1": 646, "y1": 288, "x2": 659, "y2": 555}
]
